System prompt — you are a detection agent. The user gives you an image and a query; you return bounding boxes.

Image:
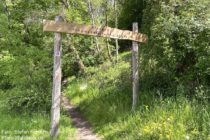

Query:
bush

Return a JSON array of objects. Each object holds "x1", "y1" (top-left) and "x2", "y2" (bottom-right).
[
  {"x1": 142, "y1": 0, "x2": 210, "y2": 93},
  {"x1": 0, "y1": 46, "x2": 52, "y2": 113}
]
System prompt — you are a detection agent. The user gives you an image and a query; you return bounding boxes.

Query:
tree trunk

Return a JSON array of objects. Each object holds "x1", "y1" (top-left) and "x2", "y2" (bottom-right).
[
  {"x1": 114, "y1": 0, "x2": 119, "y2": 63},
  {"x1": 61, "y1": 1, "x2": 85, "y2": 74},
  {"x1": 86, "y1": 0, "x2": 100, "y2": 54},
  {"x1": 67, "y1": 35, "x2": 85, "y2": 74},
  {"x1": 105, "y1": 4, "x2": 113, "y2": 62}
]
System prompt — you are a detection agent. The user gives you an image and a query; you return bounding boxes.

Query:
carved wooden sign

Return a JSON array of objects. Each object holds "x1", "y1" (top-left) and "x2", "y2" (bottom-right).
[{"x1": 43, "y1": 20, "x2": 148, "y2": 43}]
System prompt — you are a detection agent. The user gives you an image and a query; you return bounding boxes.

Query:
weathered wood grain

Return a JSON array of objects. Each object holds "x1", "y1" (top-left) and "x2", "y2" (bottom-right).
[
  {"x1": 43, "y1": 20, "x2": 148, "y2": 43},
  {"x1": 132, "y1": 22, "x2": 139, "y2": 111},
  {"x1": 51, "y1": 16, "x2": 63, "y2": 138}
]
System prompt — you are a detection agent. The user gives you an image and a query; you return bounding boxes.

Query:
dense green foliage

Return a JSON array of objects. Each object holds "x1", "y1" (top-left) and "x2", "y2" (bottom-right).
[
  {"x1": 0, "y1": 0, "x2": 209, "y2": 139},
  {"x1": 65, "y1": 52, "x2": 210, "y2": 139},
  {"x1": 141, "y1": 0, "x2": 210, "y2": 96},
  {"x1": 1, "y1": 0, "x2": 208, "y2": 112},
  {"x1": 0, "y1": 90, "x2": 77, "y2": 139},
  {"x1": 0, "y1": 0, "x2": 57, "y2": 112}
]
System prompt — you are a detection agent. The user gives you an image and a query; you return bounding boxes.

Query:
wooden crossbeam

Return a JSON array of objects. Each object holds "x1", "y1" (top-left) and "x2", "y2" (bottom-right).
[{"x1": 43, "y1": 20, "x2": 148, "y2": 43}]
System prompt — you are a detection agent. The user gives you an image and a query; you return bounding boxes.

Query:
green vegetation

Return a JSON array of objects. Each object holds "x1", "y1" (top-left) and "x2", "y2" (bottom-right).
[
  {"x1": 0, "y1": 0, "x2": 209, "y2": 139},
  {"x1": 0, "y1": 91, "x2": 77, "y2": 140},
  {"x1": 65, "y1": 52, "x2": 210, "y2": 140}
]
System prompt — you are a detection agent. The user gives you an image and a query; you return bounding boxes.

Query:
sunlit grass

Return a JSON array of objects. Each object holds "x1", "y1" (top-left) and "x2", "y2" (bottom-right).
[
  {"x1": 64, "y1": 52, "x2": 210, "y2": 140},
  {"x1": 0, "y1": 91, "x2": 77, "y2": 140}
]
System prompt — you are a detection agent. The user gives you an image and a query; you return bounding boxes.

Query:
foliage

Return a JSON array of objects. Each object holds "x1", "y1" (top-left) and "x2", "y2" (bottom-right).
[
  {"x1": 65, "y1": 52, "x2": 210, "y2": 140},
  {"x1": 0, "y1": 0, "x2": 209, "y2": 139},
  {"x1": 118, "y1": 0, "x2": 144, "y2": 30},
  {"x1": 0, "y1": 91, "x2": 77, "y2": 140},
  {"x1": 141, "y1": 0, "x2": 210, "y2": 94},
  {"x1": 0, "y1": 1, "x2": 56, "y2": 112}
]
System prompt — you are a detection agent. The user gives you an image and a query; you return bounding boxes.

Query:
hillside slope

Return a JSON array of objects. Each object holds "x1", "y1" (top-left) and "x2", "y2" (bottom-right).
[{"x1": 64, "y1": 52, "x2": 210, "y2": 140}]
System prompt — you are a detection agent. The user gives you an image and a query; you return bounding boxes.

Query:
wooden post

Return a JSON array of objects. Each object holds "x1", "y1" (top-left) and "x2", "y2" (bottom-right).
[
  {"x1": 51, "y1": 16, "x2": 63, "y2": 138},
  {"x1": 132, "y1": 22, "x2": 139, "y2": 110}
]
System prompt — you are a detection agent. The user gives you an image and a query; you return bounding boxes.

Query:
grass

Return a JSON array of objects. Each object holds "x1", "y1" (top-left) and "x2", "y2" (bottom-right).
[
  {"x1": 0, "y1": 91, "x2": 77, "y2": 140},
  {"x1": 64, "y1": 52, "x2": 210, "y2": 140}
]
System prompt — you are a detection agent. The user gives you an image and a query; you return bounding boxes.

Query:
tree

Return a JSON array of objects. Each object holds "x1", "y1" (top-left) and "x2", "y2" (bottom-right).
[
  {"x1": 0, "y1": 0, "x2": 58, "y2": 112},
  {"x1": 114, "y1": 0, "x2": 119, "y2": 62},
  {"x1": 86, "y1": 0, "x2": 100, "y2": 54},
  {"x1": 141, "y1": 0, "x2": 210, "y2": 93}
]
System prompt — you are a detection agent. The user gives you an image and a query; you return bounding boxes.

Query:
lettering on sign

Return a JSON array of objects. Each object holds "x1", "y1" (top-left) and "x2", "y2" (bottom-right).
[{"x1": 43, "y1": 20, "x2": 148, "y2": 43}]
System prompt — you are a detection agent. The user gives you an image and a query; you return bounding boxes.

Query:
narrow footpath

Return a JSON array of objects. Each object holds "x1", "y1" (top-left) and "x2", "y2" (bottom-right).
[{"x1": 62, "y1": 96, "x2": 101, "y2": 140}]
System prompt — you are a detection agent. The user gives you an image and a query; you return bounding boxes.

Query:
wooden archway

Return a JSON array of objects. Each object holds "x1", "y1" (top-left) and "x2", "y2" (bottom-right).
[{"x1": 43, "y1": 16, "x2": 147, "y2": 138}]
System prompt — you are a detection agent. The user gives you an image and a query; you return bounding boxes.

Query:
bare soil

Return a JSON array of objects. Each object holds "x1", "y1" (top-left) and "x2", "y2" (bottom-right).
[{"x1": 62, "y1": 96, "x2": 101, "y2": 140}]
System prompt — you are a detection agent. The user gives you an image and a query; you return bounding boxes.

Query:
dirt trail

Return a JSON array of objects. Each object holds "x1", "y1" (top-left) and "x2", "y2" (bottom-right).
[{"x1": 62, "y1": 96, "x2": 101, "y2": 140}]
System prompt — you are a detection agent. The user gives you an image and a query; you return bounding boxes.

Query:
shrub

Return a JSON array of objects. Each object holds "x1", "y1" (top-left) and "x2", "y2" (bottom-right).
[
  {"x1": 0, "y1": 46, "x2": 52, "y2": 113},
  {"x1": 142, "y1": 0, "x2": 210, "y2": 93}
]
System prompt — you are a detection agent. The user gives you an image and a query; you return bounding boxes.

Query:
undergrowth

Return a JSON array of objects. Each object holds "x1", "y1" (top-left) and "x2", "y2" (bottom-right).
[
  {"x1": 65, "y1": 52, "x2": 210, "y2": 140},
  {"x1": 0, "y1": 90, "x2": 77, "y2": 140}
]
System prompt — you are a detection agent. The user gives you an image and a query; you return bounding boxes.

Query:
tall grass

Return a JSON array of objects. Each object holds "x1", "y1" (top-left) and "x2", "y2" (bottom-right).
[
  {"x1": 0, "y1": 90, "x2": 77, "y2": 140},
  {"x1": 65, "y1": 52, "x2": 210, "y2": 140}
]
